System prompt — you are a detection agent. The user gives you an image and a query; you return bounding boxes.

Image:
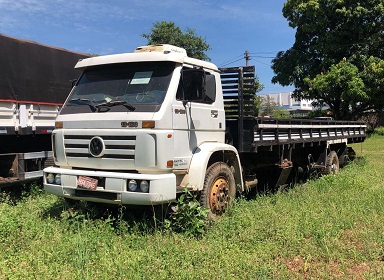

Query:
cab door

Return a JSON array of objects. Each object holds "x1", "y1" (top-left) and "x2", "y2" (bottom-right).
[{"x1": 172, "y1": 68, "x2": 224, "y2": 169}]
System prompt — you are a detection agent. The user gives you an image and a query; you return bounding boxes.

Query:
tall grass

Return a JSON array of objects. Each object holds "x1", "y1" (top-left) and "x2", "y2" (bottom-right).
[
  {"x1": 1, "y1": 135, "x2": 384, "y2": 279},
  {"x1": 374, "y1": 126, "x2": 384, "y2": 136}
]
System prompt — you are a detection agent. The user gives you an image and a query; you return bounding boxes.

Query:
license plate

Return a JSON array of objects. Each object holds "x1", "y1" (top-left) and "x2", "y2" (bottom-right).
[{"x1": 77, "y1": 176, "x2": 98, "y2": 190}]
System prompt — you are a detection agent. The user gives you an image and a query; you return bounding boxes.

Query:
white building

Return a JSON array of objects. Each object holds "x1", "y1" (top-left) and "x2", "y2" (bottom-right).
[{"x1": 263, "y1": 92, "x2": 313, "y2": 113}]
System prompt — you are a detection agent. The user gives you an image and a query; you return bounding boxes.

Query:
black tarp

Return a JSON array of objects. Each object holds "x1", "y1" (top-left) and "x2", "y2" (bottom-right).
[{"x1": 0, "y1": 34, "x2": 89, "y2": 105}]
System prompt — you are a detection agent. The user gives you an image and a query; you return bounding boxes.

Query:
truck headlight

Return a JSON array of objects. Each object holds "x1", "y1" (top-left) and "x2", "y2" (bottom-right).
[
  {"x1": 140, "y1": 181, "x2": 149, "y2": 193},
  {"x1": 128, "y1": 180, "x2": 137, "y2": 192},
  {"x1": 47, "y1": 173, "x2": 54, "y2": 184},
  {"x1": 55, "y1": 174, "x2": 61, "y2": 185}
]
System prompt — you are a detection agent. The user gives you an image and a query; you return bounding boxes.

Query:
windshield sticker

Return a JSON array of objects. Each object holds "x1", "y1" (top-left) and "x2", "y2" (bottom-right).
[{"x1": 130, "y1": 71, "x2": 153, "y2": 84}]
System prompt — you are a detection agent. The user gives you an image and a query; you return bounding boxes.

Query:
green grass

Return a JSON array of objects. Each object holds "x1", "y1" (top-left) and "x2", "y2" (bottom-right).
[
  {"x1": 1, "y1": 135, "x2": 384, "y2": 279},
  {"x1": 374, "y1": 126, "x2": 384, "y2": 136}
]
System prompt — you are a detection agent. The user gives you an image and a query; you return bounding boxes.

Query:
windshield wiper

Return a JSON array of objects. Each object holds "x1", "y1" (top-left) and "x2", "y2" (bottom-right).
[
  {"x1": 95, "y1": 100, "x2": 136, "y2": 112},
  {"x1": 69, "y1": 98, "x2": 97, "y2": 112}
]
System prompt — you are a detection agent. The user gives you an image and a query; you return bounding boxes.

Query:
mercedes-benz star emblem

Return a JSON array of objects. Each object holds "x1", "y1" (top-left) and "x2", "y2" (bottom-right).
[{"x1": 89, "y1": 136, "x2": 105, "y2": 157}]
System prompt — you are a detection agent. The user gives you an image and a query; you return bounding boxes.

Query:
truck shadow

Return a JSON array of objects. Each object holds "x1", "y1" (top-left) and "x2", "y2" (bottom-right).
[
  {"x1": 0, "y1": 182, "x2": 168, "y2": 233},
  {"x1": 244, "y1": 155, "x2": 365, "y2": 200},
  {"x1": 243, "y1": 168, "x2": 306, "y2": 199},
  {"x1": 41, "y1": 198, "x2": 171, "y2": 233}
]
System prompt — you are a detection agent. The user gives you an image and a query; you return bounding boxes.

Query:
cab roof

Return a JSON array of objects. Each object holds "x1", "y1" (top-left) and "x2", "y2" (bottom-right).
[{"x1": 75, "y1": 44, "x2": 218, "y2": 72}]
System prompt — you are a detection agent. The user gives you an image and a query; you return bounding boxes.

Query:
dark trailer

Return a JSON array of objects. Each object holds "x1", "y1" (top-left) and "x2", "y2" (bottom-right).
[{"x1": 0, "y1": 34, "x2": 89, "y2": 185}]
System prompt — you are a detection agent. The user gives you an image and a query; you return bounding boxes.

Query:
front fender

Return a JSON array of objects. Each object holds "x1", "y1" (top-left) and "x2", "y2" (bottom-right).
[{"x1": 180, "y1": 142, "x2": 243, "y2": 192}]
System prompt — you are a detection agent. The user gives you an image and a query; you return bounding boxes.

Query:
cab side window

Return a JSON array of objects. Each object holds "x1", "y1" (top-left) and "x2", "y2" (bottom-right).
[{"x1": 176, "y1": 68, "x2": 216, "y2": 104}]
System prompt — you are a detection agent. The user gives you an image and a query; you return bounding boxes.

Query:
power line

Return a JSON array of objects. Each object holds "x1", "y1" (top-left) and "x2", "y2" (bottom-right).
[
  {"x1": 249, "y1": 52, "x2": 279, "y2": 55},
  {"x1": 219, "y1": 57, "x2": 245, "y2": 67},
  {"x1": 219, "y1": 55, "x2": 274, "y2": 67},
  {"x1": 218, "y1": 54, "x2": 244, "y2": 67},
  {"x1": 218, "y1": 51, "x2": 278, "y2": 67},
  {"x1": 250, "y1": 55, "x2": 275, "y2": 59},
  {"x1": 251, "y1": 58, "x2": 271, "y2": 66}
]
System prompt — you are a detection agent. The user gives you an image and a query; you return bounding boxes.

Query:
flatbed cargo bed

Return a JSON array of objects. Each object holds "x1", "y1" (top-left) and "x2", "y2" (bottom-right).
[{"x1": 220, "y1": 66, "x2": 366, "y2": 153}]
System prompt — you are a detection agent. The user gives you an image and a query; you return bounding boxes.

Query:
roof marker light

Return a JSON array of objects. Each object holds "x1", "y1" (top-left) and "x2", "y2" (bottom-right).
[{"x1": 134, "y1": 44, "x2": 187, "y2": 55}]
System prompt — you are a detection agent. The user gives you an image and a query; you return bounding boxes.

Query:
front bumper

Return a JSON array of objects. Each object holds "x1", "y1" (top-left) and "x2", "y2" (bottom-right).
[{"x1": 43, "y1": 166, "x2": 176, "y2": 205}]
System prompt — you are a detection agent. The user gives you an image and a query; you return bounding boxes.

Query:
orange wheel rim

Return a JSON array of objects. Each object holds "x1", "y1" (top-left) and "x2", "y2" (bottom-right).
[{"x1": 209, "y1": 177, "x2": 230, "y2": 214}]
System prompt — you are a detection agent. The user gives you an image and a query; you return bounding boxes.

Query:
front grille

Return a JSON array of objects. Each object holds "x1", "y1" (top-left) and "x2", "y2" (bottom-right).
[{"x1": 64, "y1": 134, "x2": 136, "y2": 159}]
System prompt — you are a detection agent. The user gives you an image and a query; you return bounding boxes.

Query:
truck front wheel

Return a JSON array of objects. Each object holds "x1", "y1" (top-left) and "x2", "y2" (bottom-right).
[
  {"x1": 324, "y1": 150, "x2": 340, "y2": 175},
  {"x1": 200, "y1": 162, "x2": 236, "y2": 216}
]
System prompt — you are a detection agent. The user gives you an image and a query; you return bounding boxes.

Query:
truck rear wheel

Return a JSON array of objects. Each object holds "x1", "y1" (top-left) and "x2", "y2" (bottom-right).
[
  {"x1": 324, "y1": 151, "x2": 339, "y2": 175},
  {"x1": 200, "y1": 162, "x2": 236, "y2": 216}
]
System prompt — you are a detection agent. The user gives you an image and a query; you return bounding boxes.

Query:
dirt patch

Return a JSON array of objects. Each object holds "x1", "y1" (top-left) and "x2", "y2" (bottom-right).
[
  {"x1": 340, "y1": 228, "x2": 366, "y2": 252},
  {"x1": 280, "y1": 256, "x2": 374, "y2": 279}
]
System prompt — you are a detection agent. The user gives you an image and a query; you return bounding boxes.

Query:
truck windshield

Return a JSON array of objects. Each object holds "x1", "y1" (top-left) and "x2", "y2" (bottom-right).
[{"x1": 61, "y1": 61, "x2": 175, "y2": 113}]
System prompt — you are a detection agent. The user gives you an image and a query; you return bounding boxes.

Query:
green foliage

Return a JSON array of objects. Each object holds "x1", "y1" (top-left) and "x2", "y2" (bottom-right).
[
  {"x1": 304, "y1": 59, "x2": 366, "y2": 119},
  {"x1": 254, "y1": 95, "x2": 264, "y2": 116},
  {"x1": 307, "y1": 109, "x2": 331, "y2": 118},
  {"x1": 0, "y1": 180, "x2": 44, "y2": 205},
  {"x1": 272, "y1": 0, "x2": 384, "y2": 120},
  {"x1": 374, "y1": 126, "x2": 384, "y2": 135},
  {"x1": 272, "y1": 108, "x2": 291, "y2": 119},
  {"x1": 164, "y1": 189, "x2": 209, "y2": 238},
  {"x1": 142, "y1": 21, "x2": 211, "y2": 61},
  {"x1": 252, "y1": 77, "x2": 265, "y2": 116},
  {"x1": 254, "y1": 75, "x2": 264, "y2": 94}
]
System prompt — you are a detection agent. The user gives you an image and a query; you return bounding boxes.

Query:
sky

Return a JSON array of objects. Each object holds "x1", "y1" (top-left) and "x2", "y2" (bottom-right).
[{"x1": 0, "y1": 0, "x2": 296, "y2": 94}]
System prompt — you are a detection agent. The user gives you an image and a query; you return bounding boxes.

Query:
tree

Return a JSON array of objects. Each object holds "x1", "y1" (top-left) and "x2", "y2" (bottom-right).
[
  {"x1": 304, "y1": 59, "x2": 366, "y2": 119},
  {"x1": 142, "y1": 21, "x2": 211, "y2": 61},
  {"x1": 260, "y1": 95, "x2": 277, "y2": 116},
  {"x1": 271, "y1": 0, "x2": 384, "y2": 120},
  {"x1": 253, "y1": 76, "x2": 265, "y2": 115},
  {"x1": 258, "y1": 95, "x2": 289, "y2": 118},
  {"x1": 254, "y1": 75, "x2": 264, "y2": 94}
]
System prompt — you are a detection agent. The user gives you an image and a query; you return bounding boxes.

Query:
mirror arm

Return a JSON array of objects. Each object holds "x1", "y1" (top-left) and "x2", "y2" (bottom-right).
[{"x1": 70, "y1": 79, "x2": 78, "y2": 88}]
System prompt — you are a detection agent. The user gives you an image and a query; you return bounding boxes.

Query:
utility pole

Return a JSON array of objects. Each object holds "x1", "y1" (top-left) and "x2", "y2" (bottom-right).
[{"x1": 244, "y1": 50, "x2": 250, "y2": 66}]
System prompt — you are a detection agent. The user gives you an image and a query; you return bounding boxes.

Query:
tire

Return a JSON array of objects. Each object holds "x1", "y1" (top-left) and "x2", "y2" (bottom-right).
[
  {"x1": 199, "y1": 162, "x2": 236, "y2": 216},
  {"x1": 324, "y1": 151, "x2": 339, "y2": 175}
]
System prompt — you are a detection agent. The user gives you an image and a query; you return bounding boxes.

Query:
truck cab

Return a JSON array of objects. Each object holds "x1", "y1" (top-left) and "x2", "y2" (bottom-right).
[{"x1": 44, "y1": 45, "x2": 241, "y2": 212}]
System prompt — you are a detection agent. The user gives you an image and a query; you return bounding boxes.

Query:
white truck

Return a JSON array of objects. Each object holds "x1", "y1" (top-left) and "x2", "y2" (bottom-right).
[
  {"x1": 0, "y1": 34, "x2": 88, "y2": 186},
  {"x1": 43, "y1": 44, "x2": 366, "y2": 214}
]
